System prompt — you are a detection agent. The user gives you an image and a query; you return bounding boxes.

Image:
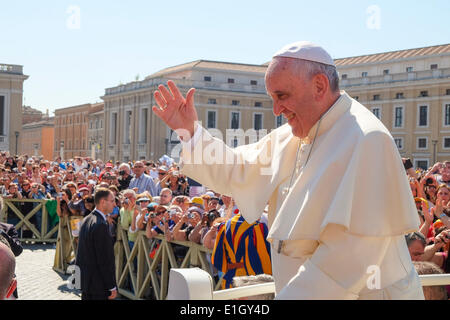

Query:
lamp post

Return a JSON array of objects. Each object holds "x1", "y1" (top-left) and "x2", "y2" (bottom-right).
[
  {"x1": 432, "y1": 140, "x2": 438, "y2": 164},
  {"x1": 14, "y1": 131, "x2": 19, "y2": 155}
]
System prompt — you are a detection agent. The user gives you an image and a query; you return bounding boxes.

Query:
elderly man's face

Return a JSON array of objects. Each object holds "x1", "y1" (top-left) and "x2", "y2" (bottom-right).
[
  {"x1": 133, "y1": 162, "x2": 145, "y2": 176},
  {"x1": 265, "y1": 58, "x2": 320, "y2": 138},
  {"x1": 160, "y1": 191, "x2": 172, "y2": 205}
]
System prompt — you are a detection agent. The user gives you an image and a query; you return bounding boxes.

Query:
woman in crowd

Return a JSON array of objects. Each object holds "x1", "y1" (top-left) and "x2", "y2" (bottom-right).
[
  {"x1": 164, "y1": 171, "x2": 188, "y2": 197},
  {"x1": 120, "y1": 189, "x2": 138, "y2": 250}
]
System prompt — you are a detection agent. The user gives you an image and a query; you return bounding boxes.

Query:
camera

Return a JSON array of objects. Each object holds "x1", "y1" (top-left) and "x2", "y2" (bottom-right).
[
  {"x1": 119, "y1": 170, "x2": 126, "y2": 176},
  {"x1": 403, "y1": 158, "x2": 413, "y2": 170},
  {"x1": 187, "y1": 213, "x2": 195, "y2": 219},
  {"x1": 425, "y1": 178, "x2": 434, "y2": 185},
  {"x1": 178, "y1": 177, "x2": 186, "y2": 185}
]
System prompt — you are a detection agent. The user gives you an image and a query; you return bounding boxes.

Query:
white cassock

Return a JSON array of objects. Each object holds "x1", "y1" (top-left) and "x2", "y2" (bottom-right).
[{"x1": 179, "y1": 91, "x2": 424, "y2": 300}]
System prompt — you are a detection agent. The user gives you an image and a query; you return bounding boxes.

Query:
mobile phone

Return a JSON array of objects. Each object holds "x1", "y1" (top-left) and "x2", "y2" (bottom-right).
[{"x1": 403, "y1": 158, "x2": 413, "y2": 170}]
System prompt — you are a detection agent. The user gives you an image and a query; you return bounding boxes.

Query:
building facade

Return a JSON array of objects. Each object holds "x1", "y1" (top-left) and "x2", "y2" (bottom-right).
[
  {"x1": 335, "y1": 44, "x2": 450, "y2": 169},
  {"x1": 54, "y1": 103, "x2": 91, "y2": 159},
  {"x1": 21, "y1": 117, "x2": 54, "y2": 159},
  {"x1": 101, "y1": 60, "x2": 284, "y2": 162},
  {"x1": 87, "y1": 103, "x2": 104, "y2": 160},
  {"x1": 0, "y1": 64, "x2": 28, "y2": 154}
]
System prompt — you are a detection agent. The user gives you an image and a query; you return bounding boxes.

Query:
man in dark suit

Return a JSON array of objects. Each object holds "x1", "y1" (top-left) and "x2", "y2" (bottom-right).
[
  {"x1": 0, "y1": 222, "x2": 23, "y2": 257},
  {"x1": 76, "y1": 188, "x2": 117, "y2": 300}
]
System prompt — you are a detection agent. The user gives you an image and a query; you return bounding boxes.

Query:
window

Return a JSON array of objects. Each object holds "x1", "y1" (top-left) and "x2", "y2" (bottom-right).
[
  {"x1": 371, "y1": 107, "x2": 381, "y2": 119},
  {"x1": 394, "y1": 138, "x2": 403, "y2": 150},
  {"x1": 396, "y1": 92, "x2": 404, "y2": 99},
  {"x1": 254, "y1": 102, "x2": 262, "y2": 107},
  {"x1": 124, "y1": 111, "x2": 132, "y2": 144},
  {"x1": 0, "y1": 96, "x2": 4, "y2": 135},
  {"x1": 276, "y1": 115, "x2": 284, "y2": 128},
  {"x1": 207, "y1": 98, "x2": 217, "y2": 104},
  {"x1": 373, "y1": 94, "x2": 380, "y2": 101},
  {"x1": 89, "y1": 120, "x2": 93, "y2": 129},
  {"x1": 419, "y1": 91, "x2": 428, "y2": 97},
  {"x1": 418, "y1": 105, "x2": 428, "y2": 127},
  {"x1": 394, "y1": 106, "x2": 403, "y2": 128},
  {"x1": 253, "y1": 113, "x2": 263, "y2": 131},
  {"x1": 341, "y1": 74, "x2": 347, "y2": 80},
  {"x1": 139, "y1": 108, "x2": 148, "y2": 143},
  {"x1": 446, "y1": 89, "x2": 450, "y2": 95},
  {"x1": 362, "y1": 72, "x2": 368, "y2": 77},
  {"x1": 415, "y1": 160, "x2": 429, "y2": 170},
  {"x1": 110, "y1": 113, "x2": 117, "y2": 144},
  {"x1": 232, "y1": 100, "x2": 240, "y2": 106},
  {"x1": 230, "y1": 112, "x2": 240, "y2": 129},
  {"x1": 417, "y1": 137, "x2": 427, "y2": 149},
  {"x1": 250, "y1": 80, "x2": 258, "y2": 85},
  {"x1": 232, "y1": 137, "x2": 239, "y2": 148},
  {"x1": 207, "y1": 110, "x2": 217, "y2": 129},
  {"x1": 431, "y1": 64, "x2": 438, "y2": 70},
  {"x1": 100, "y1": 120, "x2": 103, "y2": 128},
  {"x1": 228, "y1": 78, "x2": 235, "y2": 84},
  {"x1": 204, "y1": 76, "x2": 212, "y2": 82},
  {"x1": 444, "y1": 104, "x2": 450, "y2": 126},
  {"x1": 383, "y1": 69, "x2": 389, "y2": 75},
  {"x1": 406, "y1": 67, "x2": 413, "y2": 72},
  {"x1": 444, "y1": 137, "x2": 450, "y2": 149}
]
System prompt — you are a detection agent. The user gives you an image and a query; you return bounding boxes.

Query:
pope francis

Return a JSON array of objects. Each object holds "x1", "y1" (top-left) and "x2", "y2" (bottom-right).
[{"x1": 152, "y1": 41, "x2": 425, "y2": 300}]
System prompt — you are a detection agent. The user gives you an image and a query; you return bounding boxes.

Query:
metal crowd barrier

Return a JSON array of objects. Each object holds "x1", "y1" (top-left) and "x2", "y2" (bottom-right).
[
  {"x1": 0, "y1": 198, "x2": 58, "y2": 243},
  {"x1": 52, "y1": 221, "x2": 224, "y2": 300},
  {"x1": 53, "y1": 215, "x2": 81, "y2": 274},
  {"x1": 115, "y1": 226, "x2": 224, "y2": 300}
]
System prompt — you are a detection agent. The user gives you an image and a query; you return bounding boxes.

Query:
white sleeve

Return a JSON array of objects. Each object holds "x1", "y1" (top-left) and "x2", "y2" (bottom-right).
[
  {"x1": 275, "y1": 224, "x2": 391, "y2": 300},
  {"x1": 179, "y1": 123, "x2": 203, "y2": 151}
]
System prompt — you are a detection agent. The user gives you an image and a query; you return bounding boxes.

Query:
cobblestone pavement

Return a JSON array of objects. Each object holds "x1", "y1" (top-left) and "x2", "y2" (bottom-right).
[{"x1": 14, "y1": 243, "x2": 81, "y2": 300}]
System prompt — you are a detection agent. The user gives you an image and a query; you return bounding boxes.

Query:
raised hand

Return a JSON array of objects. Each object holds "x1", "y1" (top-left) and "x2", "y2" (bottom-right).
[{"x1": 152, "y1": 80, "x2": 198, "y2": 142}]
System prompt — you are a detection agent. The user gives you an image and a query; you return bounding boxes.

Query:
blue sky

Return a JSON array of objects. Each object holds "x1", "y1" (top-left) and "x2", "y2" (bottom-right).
[{"x1": 1, "y1": 0, "x2": 449, "y2": 114}]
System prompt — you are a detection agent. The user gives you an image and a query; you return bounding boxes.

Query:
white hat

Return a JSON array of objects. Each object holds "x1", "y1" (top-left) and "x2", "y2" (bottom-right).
[
  {"x1": 273, "y1": 41, "x2": 335, "y2": 67},
  {"x1": 205, "y1": 191, "x2": 215, "y2": 197}
]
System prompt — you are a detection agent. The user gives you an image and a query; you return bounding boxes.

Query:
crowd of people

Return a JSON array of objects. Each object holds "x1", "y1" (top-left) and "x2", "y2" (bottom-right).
[
  {"x1": 404, "y1": 159, "x2": 450, "y2": 299},
  {"x1": 0, "y1": 151, "x2": 271, "y2": 298},
  {"x1": 3, "y1": 150, "x2": 450, "y2": 299}
]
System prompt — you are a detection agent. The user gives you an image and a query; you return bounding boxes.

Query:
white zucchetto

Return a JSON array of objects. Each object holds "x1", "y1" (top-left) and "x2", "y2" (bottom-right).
[{"x1": 273, "y1": 41, "x2": 335, "y2": 67}]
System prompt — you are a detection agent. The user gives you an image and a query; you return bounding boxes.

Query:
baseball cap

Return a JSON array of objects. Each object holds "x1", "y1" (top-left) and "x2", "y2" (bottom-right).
[
  {"x1": 105, "y1": 163, "x2": 113, "y2": 168},
  {"x1": 147, "y1": 202, "x2": 158, "y2": 211},
  {"x1": 189, "y1": 197, "x2": 204, "y2": 209}
]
